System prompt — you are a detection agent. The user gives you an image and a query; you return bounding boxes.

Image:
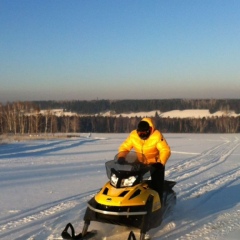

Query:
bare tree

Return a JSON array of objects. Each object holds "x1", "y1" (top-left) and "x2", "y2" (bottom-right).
[
  {"x1": 70, "y1": 116, "x2": 80, "y2": 133},
  {"x1": 62, "y1": 116, "x2": 71, "y2": 133}
]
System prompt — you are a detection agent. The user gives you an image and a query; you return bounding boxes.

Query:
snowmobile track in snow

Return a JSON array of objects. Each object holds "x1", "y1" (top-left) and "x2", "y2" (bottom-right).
[
  {"x1": 167, "y1": 137, "x2": 240, "y2": 182},
  {"x1": 160, "y1": 136, "x2": 240, "y2": 239},
  {"x1": 0, "y1": 189, "x2": 97, "y2": 240}
]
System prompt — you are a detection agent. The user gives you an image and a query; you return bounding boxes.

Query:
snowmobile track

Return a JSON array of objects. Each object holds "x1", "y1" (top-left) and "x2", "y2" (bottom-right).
[
  {"x1": 167, "y1": 138, "x2": 240, "y2": 182},
  {"x1": 159, "y1": 136, "x2": 240, "y2": 239},
  {"x1": 0, "y1": 189, "x2": 98, "y2": 240}
]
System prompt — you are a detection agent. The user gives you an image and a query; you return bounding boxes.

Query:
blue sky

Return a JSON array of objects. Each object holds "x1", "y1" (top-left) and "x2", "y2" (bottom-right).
[{"x1": 1, "y1": 0, "x2": 240, "y2": 102}]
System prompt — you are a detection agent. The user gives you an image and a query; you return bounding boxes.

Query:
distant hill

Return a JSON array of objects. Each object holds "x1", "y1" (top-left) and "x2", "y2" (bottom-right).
[
  {"x1": 100, "y1": 109, "x2": 240, "y2": 118},
  {"x1": 32, "y1": 99, "x2": 240, "y2": 115},
  {"x1": 1, "y1": 99, "x2": 239, "y2": 134}
]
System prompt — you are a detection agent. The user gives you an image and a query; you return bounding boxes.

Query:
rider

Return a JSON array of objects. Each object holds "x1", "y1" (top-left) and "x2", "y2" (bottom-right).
[{"x1": 118, "y1": 117, "x2": 171, "y2": 201}]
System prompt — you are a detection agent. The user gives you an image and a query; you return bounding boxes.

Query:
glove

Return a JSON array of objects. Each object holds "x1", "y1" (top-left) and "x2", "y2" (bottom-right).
[{"x1": 118, "y1": 157, "x2": 126, "y2": 165}]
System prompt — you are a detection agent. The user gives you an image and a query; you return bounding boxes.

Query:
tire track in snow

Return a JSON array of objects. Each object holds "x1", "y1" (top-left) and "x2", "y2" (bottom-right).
[
  {"x1": 169, "y1": 137, "x2": 240, "y2": 204},
  {"x1": 166, "y1": 137, "x2": 240, "y2": 182},
  {"x1": 167, "y1": 139, "x2": 229, "y2": 171},
  {"x1": 175, "y1": 208, "x2": 240, "y2": 240},
  {"x1": 174, "y1": 172, "x2": 240, "y2": 240},
  {"x1": 0, "y1": 138, "x2": 100, "y2": 159},
  {"x1": 0, "y1": 202, "x2": 75, "y2": 233},
  {"x1": 159, "y1": 137, "x2": 240, "y2": 239},
  {"x1": 179, "y1": 167, "x2": 240, "y2": 200},
  {"x1": 0, "y1": 190, "x2": 97, "y2": 240},
  {"x1": 159, "y1": 208, "x2": 240, "y2": 240}
]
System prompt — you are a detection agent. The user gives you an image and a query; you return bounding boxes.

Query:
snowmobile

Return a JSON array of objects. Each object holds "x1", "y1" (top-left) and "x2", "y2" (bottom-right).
[{"x1": 61, "y1": 151, "x2": 176, "y2": 240}]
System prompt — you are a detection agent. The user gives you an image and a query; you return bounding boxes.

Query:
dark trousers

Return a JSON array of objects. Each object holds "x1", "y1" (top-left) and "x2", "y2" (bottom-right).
[{"x1": 150, "y1": 164, "x2": 165, "y2": 201}]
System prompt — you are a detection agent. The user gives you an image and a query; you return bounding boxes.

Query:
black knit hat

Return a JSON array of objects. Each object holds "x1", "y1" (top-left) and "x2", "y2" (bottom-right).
[{"x1": 137, "y1": 121, "x2": 150, "y2": 132}]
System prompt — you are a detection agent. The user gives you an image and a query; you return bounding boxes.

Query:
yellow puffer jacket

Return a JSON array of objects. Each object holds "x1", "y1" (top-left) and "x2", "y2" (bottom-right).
[{"x1": 118, "y1": 118, "x2": 171, "y2": 165}]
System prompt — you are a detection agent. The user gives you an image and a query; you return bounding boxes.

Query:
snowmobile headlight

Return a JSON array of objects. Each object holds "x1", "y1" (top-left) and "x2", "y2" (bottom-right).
[
  {"x1": 121, "y1": 176, "x2": 137, "y2": 187},
  {"x1": 110, "y1": 174, "x2": 118, "y2": 187}
]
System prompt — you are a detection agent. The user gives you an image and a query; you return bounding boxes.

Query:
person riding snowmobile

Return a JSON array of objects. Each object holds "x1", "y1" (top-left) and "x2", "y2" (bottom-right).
[
  {"x1": 61, "y1": 121, "x2": 173, "y2": 240},
  {"x1": 118, "y1": 117, "x2": 171, "y2": 200}
]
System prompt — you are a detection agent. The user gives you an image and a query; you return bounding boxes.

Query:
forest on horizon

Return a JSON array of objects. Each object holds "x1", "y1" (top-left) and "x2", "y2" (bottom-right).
[
  {"x1": 0, "y1": 99, "x2": 239, "y2": 134},
  {"x1": 32, "y1": 98, "x2": 240, "y2": 114}
]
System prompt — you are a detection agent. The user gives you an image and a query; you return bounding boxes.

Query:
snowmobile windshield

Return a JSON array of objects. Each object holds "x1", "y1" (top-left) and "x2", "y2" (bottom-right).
[{"x1": 105, "y1": 151, "x2": 151, "y2": 180}]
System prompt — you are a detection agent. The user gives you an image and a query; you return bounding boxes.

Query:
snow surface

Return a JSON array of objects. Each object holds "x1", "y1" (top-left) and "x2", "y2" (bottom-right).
[
  {"x1": 100, "y1": 109, "x2": 240, "y2": 118},
  {"x1": 0, "y1": 133, "x2": 240, "y2": 240}
]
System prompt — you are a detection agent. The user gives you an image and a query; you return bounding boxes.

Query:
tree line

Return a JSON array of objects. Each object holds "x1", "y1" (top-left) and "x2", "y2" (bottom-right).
[
  {"x1": 33, "y1": 99, "x2": 240, "y2": 114},
  {"x1": 0, "y1": 101, "x2": 239, "y2": 134}
]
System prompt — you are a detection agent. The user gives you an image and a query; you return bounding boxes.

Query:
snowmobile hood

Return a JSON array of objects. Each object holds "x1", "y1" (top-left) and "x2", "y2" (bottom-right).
[{"x1": 94, "y1": 181, "x2": 160, "y2": 209}]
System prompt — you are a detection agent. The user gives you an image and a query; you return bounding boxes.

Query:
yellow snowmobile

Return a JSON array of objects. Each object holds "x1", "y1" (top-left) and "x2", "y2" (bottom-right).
[{"x1": 61, "y1": 152, "x2": 176, "y2": 240}]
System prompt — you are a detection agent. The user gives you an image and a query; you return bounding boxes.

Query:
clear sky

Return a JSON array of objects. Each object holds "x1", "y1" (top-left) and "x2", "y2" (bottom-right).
[{"x1": 1, "y1": 0, "x2": 240, "y2": 102}]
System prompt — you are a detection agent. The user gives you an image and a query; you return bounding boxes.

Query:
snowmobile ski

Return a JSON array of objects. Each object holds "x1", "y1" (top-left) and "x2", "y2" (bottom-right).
[
  {"x1": 61, "y1": 223, "x2": 97, "y2": 240},
  {"x1": 128, "y1": 231, "x2": 137, "y2": 240}
]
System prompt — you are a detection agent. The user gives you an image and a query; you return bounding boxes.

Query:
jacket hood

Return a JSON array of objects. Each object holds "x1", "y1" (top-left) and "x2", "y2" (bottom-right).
[{"x1": 141, "y1": 118, "x2": 155, "y2": 134}]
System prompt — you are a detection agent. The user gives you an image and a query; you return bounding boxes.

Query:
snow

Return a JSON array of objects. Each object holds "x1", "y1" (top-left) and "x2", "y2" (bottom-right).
[
  {"x1": 0, "y1": 133, "x2": 240, "y2": 240},
  {"x1": 100, "y1": 109, "x2": 240, "y2": 118},
  {"x1": 160, "y1": 109, "x2": 240, "y2": 118}
]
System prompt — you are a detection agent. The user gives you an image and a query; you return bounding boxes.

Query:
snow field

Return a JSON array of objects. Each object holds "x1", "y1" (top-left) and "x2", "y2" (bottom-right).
[{"x1": 0, "y1": 133, "x2": 239, "y2": 239}]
